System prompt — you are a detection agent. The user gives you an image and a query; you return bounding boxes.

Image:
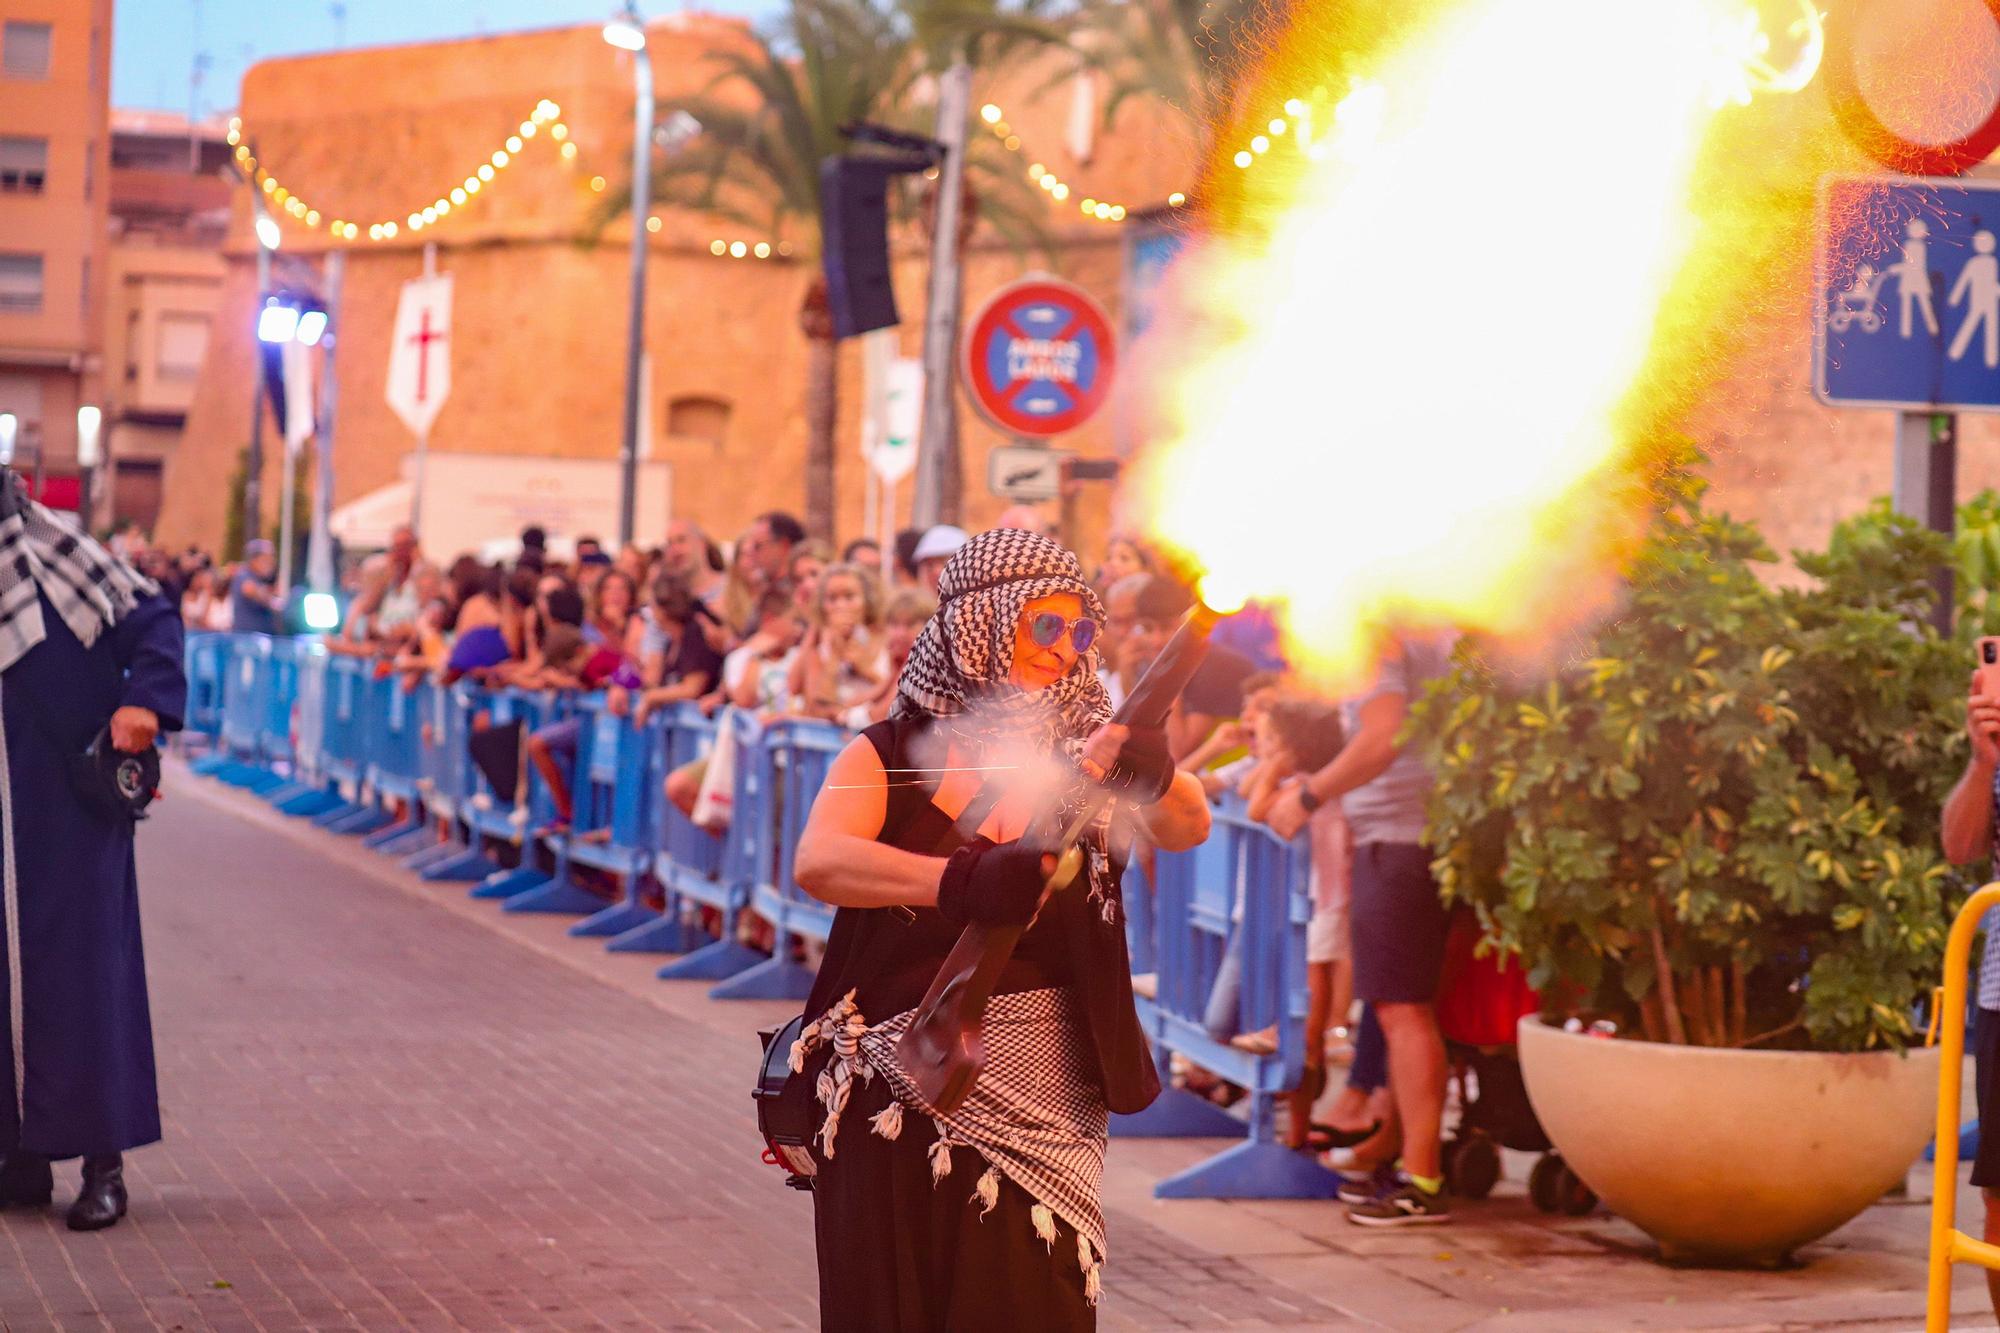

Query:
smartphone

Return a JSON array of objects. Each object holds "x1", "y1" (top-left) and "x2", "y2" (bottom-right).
[{"x1": 1979, "y1": 637, "x2": 2000, "y2": 700}]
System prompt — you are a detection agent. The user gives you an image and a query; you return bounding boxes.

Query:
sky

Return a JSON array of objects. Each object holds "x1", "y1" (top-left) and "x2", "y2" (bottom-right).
[{"x1": 112, "y1": 0, "x2": 780, "y2": 115}]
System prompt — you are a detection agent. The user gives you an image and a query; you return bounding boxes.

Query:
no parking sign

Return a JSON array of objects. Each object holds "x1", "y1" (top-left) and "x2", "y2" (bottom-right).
[{"x1": 962, "y1": 277, "x2": 1116, "y2": 437}]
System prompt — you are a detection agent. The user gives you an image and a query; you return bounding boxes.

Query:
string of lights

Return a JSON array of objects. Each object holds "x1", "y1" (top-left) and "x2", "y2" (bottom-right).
[
  {"x1": 226, "y1": 99, "x2": 569, "y2": 243},
  {"x1": 231, "y1": 96, "x2": 789, "y2": 260}
]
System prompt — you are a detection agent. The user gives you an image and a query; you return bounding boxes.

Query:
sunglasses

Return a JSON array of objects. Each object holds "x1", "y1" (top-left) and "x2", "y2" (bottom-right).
[{"x1": 1028, "y1": 611, "x2": 1100, "y2": 654}]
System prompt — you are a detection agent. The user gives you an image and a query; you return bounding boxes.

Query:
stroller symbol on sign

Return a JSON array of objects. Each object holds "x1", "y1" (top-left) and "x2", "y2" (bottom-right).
[{"x1": 1829, "y1": 264, "x2": 1885, "y2": 334}]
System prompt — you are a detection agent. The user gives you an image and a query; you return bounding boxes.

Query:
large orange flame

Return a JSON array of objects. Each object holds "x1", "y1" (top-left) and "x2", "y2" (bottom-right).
[{"x1": 1129, "y1": 0, "x2": 1833, "y2": 686}]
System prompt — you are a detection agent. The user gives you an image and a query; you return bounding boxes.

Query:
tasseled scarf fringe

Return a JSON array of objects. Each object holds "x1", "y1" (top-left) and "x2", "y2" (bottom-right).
[{"x1": 801, "y1": 989, "x2": 1108, "y2": 1307}]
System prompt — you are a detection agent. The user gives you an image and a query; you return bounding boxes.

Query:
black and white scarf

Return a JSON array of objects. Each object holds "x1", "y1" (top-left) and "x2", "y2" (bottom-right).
[
  {"x1": 0, "y1": 469, "x2": 157, "y2": 674},
  {"x1": 891, "y1": 528, "x2": 1121, "y2": 918}
]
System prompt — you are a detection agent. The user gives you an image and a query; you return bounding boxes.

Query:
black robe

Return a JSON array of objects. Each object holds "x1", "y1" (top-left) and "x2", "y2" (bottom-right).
[{"x1": 0, "y1": 591, "x2": 185, "y2": 1159}]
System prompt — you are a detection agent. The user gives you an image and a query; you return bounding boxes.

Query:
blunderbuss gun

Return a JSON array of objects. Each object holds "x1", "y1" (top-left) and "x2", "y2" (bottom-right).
[{"x1": 895, "y1": 592, "x2": 1233, "y2": 1115}]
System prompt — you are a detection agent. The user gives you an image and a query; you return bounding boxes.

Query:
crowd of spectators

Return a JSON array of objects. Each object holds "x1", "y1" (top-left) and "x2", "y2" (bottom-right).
[{"x1": 141, "y1": 504, "x2": 1459, "y2": 1228}]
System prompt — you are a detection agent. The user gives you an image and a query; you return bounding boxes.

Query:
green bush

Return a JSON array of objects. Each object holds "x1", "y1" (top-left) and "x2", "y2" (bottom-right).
[{"x1": 1411, "y1": 448, "x2": 1967, "y2": 1052}]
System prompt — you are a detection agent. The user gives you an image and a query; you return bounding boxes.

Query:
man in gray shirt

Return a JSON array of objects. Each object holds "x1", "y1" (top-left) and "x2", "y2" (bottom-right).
[{"x1": 1269, "y1": 631, "x2": 1456, "y2": 1225}]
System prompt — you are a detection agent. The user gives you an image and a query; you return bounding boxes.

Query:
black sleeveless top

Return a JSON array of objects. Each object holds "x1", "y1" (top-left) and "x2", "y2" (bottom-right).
[{"x1": 801, "y1": 718, "x2": 1163, "y2": 1115}]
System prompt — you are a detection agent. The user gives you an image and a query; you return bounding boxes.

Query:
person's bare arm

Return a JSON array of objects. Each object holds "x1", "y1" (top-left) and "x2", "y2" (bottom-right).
[
  {"x1": 1266, "y1": 692, "x2": 1405, "y2": 839},
  {"x1": 1245, "y1": 758, "x2": 1297, "y2": 823},
  {"x1": 794, "y1": 736, "x2": 951, "y2": 909},
  {"x1": 1138, "y1": 771, "x2": 1211, "y2": 852},
  {"x1": 1182, "y1": 720, "x2": 1247, "y2": 774},
  {"x1": 1944, "y1": 674, "x2": 2000, "y2": 863}
]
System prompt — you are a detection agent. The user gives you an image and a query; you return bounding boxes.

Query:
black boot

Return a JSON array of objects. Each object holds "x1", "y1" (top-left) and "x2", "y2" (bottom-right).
[
  {"x1": 65, "y1": 1154, "x2": 125, "y2": 1232},
  {"x1": 0, "y1": 1150, "x2": 52, "y2": 1207}
]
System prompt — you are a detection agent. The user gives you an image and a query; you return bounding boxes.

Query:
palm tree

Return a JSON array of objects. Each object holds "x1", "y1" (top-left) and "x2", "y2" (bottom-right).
[
  {"x1": 1071, "y1": 0, "x2": 1284, "y2": 157},
  {"x1": 606, "y1": 0, "x2": 1062, "y2": 539},
  {"x1": 607, "y1": 0, "x2": 920, "y2": 542}
]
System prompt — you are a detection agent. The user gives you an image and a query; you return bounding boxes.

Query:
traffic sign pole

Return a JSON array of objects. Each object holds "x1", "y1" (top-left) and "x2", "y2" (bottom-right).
[{"x1": 1894, "y1": 411, "x2": 1957, "y2": 634}]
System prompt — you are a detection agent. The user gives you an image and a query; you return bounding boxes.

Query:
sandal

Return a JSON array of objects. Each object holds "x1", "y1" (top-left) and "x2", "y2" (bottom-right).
[{"x1": 1305, "y1": 1120, "x2": 1385, "y2": 1153}]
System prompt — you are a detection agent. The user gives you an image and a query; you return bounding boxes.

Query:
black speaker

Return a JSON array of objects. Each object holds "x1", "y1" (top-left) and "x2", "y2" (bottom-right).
[{"x1": 820, "y1": 156, "x2": 902, "y2": 339}]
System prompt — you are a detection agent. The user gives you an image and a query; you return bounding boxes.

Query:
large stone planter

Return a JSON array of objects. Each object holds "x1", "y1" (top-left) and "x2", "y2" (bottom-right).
[{"x1": 1517, "y1": 1016, "x2": 1939, "y2": 1265}]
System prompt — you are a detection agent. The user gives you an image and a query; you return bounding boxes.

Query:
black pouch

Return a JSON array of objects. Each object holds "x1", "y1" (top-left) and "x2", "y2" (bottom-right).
[
  {"x1": 68, "y1": 725, "x2": 161, "y2": 823},
  {"x1": 754, "y1": 1017, "x2": 820, "y2": 1189}
]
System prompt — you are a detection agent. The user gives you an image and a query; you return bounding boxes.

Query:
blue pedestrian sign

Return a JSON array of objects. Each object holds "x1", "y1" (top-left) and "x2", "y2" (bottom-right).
[{"x1": 1817, "y1": 176, "x2": 2000, "y2": 412}]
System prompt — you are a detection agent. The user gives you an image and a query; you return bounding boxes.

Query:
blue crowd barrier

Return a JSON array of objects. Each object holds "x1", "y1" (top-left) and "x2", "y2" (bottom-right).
[
  {"x1": 609, "y1": 703, "x2": 723, "y2": 955},
  {"x1": 1116, "y1": 798, "x2": 1341, "y2": 1200},
  {"x1": 708, "y1": 717, "x2": 846, "y2": 1001},
  {"x1": 182, "y1": 633, "x2": 1335, "y2": 1201},
  {"x1": 657, "y1": 707, "x2": 771, "y2": 982},
  {"x1": 181, "y1": 632, "x2": 229, "y2": 758}
]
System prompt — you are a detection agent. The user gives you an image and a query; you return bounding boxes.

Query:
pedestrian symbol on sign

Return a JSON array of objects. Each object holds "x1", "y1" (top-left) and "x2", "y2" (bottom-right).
[
  {"x1": 1948, "y1": 231, "x2": 2000, "y2": 369},
  {"x1": 1815, "y1": 177, "x2": 2000, "y2": 411}
]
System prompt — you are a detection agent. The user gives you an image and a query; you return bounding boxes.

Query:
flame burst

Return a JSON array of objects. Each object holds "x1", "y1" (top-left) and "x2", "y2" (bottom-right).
[{"x1": 1133, "y1": 0, "x2": 1826, "y2": 684}]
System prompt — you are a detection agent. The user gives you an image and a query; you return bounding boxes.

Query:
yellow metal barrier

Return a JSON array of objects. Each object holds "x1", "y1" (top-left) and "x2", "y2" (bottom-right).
[{"x1": 1928, "y1": 882, "x2": 2000, "y2": 1332}]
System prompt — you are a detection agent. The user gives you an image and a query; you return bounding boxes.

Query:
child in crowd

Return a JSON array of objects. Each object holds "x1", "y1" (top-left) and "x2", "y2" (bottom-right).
[
  {"x1": 616, "y1": 576, "x2": 726, "y2": 723},
  {"x1": 1186, "y1": 670, "x2": 1286, "y2": 794},
  {"x1": 665, "y1": 586, "x2": 806, "y2": 820},
  {"x1": 788, "y1": 563, "x2": 888, "y2": 724},
  {"x1": 723, "y1": 586, "x2": 807, "y2": 715},
  {"x1": 522, "y1": 621, "x2": 640, "y2": 830},
  {"x1": 587, "y1": 568, "x2": 642, "y2": 660},
  {"x1": 1244, "y1": 697, "x2": 1370, "y2": 1152},
  {"x1": 843, "y1": 586, "x2": 935, "y2": 728}
]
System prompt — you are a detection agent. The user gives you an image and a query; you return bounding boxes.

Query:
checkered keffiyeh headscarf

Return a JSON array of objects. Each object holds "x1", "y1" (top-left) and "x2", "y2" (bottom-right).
[
  {"x1": 893, "y1": 529, "x2": 1125, "y2": 921},
  {"x1": 893, "y1": 527, "x2": 1112, "y2": 741},
  {"x1": 0, "y1": 468, "x2": 157, "y2": 673}
]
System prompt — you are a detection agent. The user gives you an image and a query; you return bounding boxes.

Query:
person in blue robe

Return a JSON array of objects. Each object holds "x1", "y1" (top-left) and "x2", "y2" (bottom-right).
[{"x1": 0, "y1": 469, "x2": 185, "y2": 1231}]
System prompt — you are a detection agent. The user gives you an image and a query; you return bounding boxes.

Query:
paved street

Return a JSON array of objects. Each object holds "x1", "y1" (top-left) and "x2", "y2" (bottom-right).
[{"x1": 0, "y1": 769, "x2": 1986, "y2": 1330}]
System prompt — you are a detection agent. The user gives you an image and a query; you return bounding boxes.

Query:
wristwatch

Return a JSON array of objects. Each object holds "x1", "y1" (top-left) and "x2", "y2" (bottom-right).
[{"x1": 1295, "y1": 784, "x2": 1323, "y2": 814}]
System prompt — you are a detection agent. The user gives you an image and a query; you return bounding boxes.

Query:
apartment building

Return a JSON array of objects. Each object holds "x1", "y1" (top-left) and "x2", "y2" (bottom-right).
[
  {"x1": 103, "y1": 107, "x2": 229, "y2": 530},
  {"x1": 0, "y1": 0, "x2": 112, "y2": 512}
]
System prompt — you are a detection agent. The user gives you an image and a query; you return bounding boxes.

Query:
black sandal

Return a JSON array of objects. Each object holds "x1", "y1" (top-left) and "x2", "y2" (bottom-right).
[{"x1": 1305, "y1": 1120, "x2": 1384, "y2": 1153}]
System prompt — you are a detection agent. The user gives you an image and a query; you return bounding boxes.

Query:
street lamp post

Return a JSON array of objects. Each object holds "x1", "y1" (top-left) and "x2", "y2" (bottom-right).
[
  {"x1": 245, "y1": 176, "x2": 279, "y2": 557},
  {"x1": 911, "y1": 57, "x2": 973, "y2": 529},
  {"x1": 75, "y1": 404, "x2": 102, "y2": 530},
  {"x1": 605, "y1": 3, "x2": 652, "y2": 552}
]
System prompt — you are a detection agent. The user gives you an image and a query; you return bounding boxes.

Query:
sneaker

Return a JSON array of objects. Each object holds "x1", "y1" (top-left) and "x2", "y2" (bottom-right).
[
  {"x1": 1335, "y1": 1163, "x2": 1397, "y2": 1206},
  {"x1": 1346, "y1": 1178, "x2": 1451, "y2": 1227}
]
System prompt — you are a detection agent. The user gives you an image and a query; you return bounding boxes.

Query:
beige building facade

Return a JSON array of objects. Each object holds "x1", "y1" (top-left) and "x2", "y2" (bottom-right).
[
  {"x1": 0, "y1": 0, "x2": 112, "y2": 506},
  {"x1": 102, "y1": 107, "x2": 230, "y2": 532}
]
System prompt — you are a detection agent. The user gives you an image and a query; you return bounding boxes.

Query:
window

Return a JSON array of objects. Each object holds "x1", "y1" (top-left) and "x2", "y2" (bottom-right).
[
  {"x1": 156, "y1": 314, "x2": 209, "y2": 380},
  {"x1": 666, "y1": 395, "x2": 731, "y2": 449},
  {"x1": 0, "y1": 254, "x2": 43, "y2": 314},
  {"x1": 2, "y1": 22, "x2": 51, "y2": 80},
  {"x1": 78, "y1": 255, "x2": 89, "y2": 320},
  {"x1": 0, "y1": 137, "x2": 45, "y2": 193}
]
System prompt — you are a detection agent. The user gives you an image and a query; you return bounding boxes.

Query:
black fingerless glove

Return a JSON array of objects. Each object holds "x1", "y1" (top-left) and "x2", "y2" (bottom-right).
[
  {"x1": 1101, "y1": 725, "x2": 1176, "y2": 804},
  {"x1": 935, "y1": 837, "x2": 1048, "y2": 927}
]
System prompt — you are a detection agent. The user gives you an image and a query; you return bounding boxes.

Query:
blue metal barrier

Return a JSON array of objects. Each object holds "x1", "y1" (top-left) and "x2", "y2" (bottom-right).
[
  {"x1": 182, "y1": 632, "x2": 229, "y2": 761},
  {"x1": 656, "y1": 707, "x2": 771, "y2": 982},
  {"x1": 460, "y1": 688, "x2": 568, "y2": 901},
  {"x1": 356, "y1": 674, "x2": 431, "y2": 849},
  {"x1": 508, "y1": 696, "x2": 639, "y2": 917},
  {"x1": 213, "y1": 635, "x2": 290, "y2": 792},
  {"x1": 708, "y1": 718, "x2": 846, "y2": 1001},
  {"x1": 555, "y1": 703, "x2": 668, "y2": 935},
  {"x1": 400, "y1": 681, "x2": 476, "y2": 873},
  {"x1": 608, "y1": 703, "x2": 722, "y2": 955},
  {"x1": 1120, "y1": 799, "x2": 1342, "y2": 1200},
  {"x1": 312, "y1": 657, "x2": 387, "y2": 831}
]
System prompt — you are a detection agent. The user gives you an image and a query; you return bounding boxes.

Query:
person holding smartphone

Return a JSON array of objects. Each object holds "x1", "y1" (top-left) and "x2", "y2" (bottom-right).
[{"x1": 1942, "y1": 639, "x2": 2000, "y2": 1322}]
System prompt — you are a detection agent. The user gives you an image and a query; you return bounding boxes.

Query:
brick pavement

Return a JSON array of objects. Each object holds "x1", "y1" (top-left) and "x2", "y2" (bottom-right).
[{"x1": 2, "y1": 772, "x2": 1987, "y2": 1331}]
